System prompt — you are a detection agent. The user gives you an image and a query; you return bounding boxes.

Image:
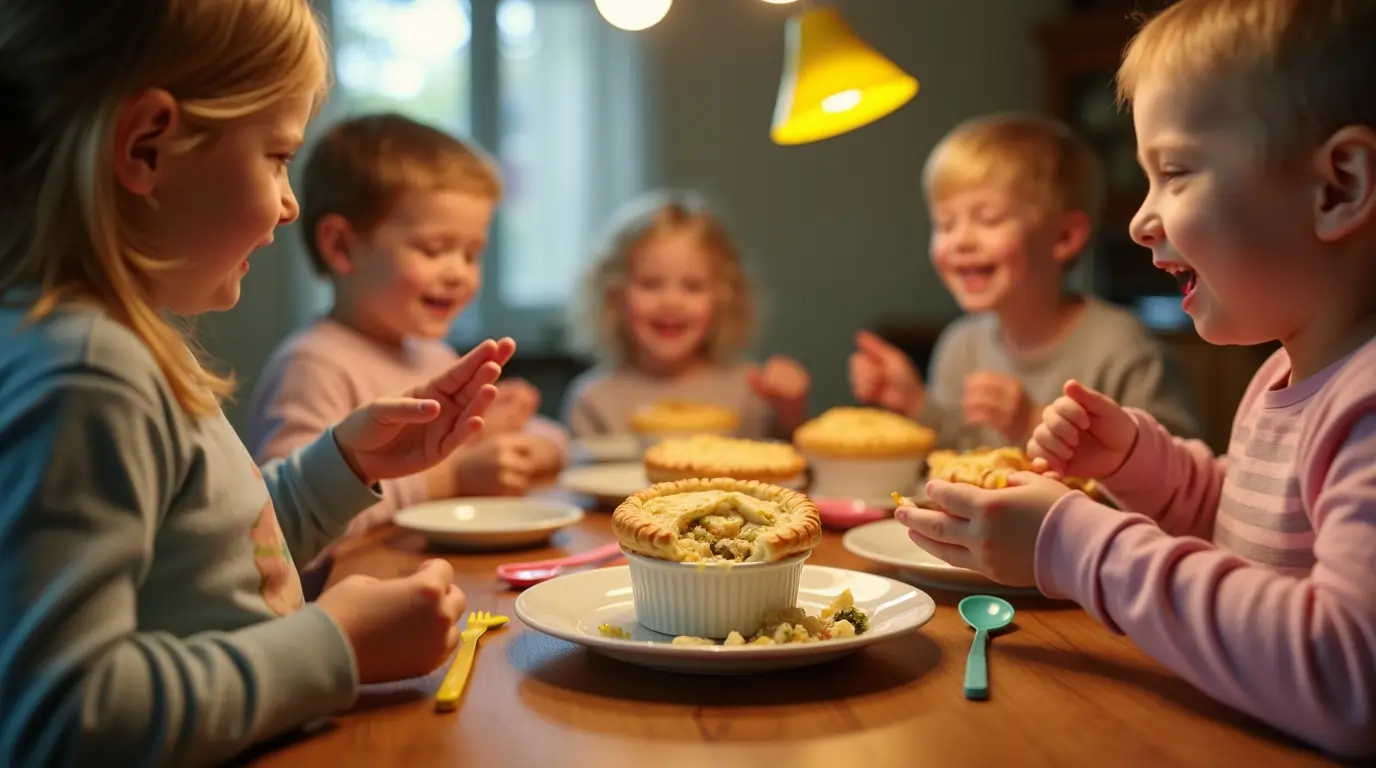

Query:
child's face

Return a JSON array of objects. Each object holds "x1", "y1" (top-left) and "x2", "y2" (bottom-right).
[
  {"x1": 1129, "y1": 77, "x2": 1317, "y2": 346},
  {"x1": 928, "y1": 187, "x2": 1065, "y2": 314},
  {"x1": 623, "y1": 230, "x2": 716, "y2": 371},
  {"x1": 344, "y1": 189, "x2": 492, "y2": 342},
  {"x1": 143, "y1": 92, "x2": 312, "y2": 315}
]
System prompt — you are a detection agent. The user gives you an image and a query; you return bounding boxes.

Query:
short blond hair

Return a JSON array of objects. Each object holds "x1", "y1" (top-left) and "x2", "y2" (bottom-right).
[
  {"x1": 922, "y1": 112, "x2": 1105, "y2": 229},
  {"x1": 1117, "y1": 0, "x2": 1376, "y2": 159},
  {"x1": 571, "y1": 190, "x2": 756, "y2": 366},
  {"x1": 299, "y1": 113, "x2": 503, "y2": 275},
  {"x1": 0, "y1": 0, "x2": 329, "y2": 417}
]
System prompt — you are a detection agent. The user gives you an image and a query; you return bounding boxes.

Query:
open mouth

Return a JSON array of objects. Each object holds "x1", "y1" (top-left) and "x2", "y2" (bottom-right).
[
  {"x1": 421, "y1": 296, "x2": 458, "y2": 314},
  {"x1": 1158, "y1": 263, "x2": 1198, "y2": 295},
  {"x1": 650, "y1": 319, "x2": 690, "y2": 339}
]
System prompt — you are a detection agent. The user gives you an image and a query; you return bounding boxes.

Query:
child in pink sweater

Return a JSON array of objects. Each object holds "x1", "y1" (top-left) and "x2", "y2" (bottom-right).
[
  {"x1": 249, "y1": 114, "x2": 567, "y2": 572},
  {"x1": 895, "y1": 0, "x2": 1376, "y2": 758}
]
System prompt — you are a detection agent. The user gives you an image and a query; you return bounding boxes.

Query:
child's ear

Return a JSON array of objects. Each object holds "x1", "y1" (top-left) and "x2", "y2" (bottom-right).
[
  {"x1": 1050, "y1": 209, "x2": 1091, "y2": 265},
  {"x1": 315, "y1": 214, "x2": 359, "y2": 275},
  {"x1": 1312, "y1": 125, "x2": 1376, "y2": 242},
  {"x1": 112, "y1": 88, "x2": 180, "y2": 197}
]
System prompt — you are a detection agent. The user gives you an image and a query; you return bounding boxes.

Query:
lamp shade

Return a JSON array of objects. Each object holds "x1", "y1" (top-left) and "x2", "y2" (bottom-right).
[{"x1": 770, "y1": 7, "x2": 918, "y2": 145}]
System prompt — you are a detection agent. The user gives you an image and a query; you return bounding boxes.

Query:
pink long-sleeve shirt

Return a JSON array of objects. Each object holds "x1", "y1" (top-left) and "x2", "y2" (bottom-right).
[
  {"x1": 1035, "y1": 339, "x2": 1376, "y2": 759},
  {"x1": 247, "y1": 318, "x2": 568, "y2": 567}
]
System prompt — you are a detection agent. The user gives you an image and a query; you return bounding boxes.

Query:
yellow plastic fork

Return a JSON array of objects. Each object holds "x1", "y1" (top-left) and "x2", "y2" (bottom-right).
[{"x1": 435, "y1": 611, "x2": 509, "y2": 712}]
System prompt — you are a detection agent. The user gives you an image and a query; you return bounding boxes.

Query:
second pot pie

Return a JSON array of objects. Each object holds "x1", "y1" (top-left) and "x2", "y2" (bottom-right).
[
  {"x1": 612, "y1": 477, "x2": 821, "y2": 564},
  {"x1": 793, "y1": 407, "x2": 937, "y2": 458},
  {"x1": 642, "y1": 434, "x2": 807, "y2": 484}
]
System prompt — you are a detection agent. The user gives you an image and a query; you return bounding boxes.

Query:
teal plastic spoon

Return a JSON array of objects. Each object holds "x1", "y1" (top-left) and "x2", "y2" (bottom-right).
[{"x1": 958, "y1": 595, "x2": 1015, "y2": 701}]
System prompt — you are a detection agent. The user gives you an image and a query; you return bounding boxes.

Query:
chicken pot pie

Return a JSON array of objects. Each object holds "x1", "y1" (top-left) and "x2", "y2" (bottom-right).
[
  {"x1": 643, "y1": 434, "x2": 808, "y2": 485},
  {"x1": 629, "y1": 400, "x2": 739, "y2": 436},
  {"x1": 612, "y1": 477, "x2": 821, "y2": 564},
  {"x1": 926, "y1": 446, "x2": 1100, "y2": 497},
  {"x1": 793, "y1": 407, "x2": 937, "y2": 458}
]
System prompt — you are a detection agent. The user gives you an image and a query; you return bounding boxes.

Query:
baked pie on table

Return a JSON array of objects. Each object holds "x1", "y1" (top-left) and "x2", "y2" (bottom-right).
[
  {"x1": 925, "y1": 446, "x2": 1101, "y2": 497},
  {"x1": 611, "y1": 477, "x2": 822, "y2": 638},
  {"x1": 642, "y1": 434, "x2": 807, "y2": 486},
  {"x1": 792, "y1": 407, "x2": 937, "y2": 499},
  {"x1": 629, "y1": 400, "x2": 739, "y2": 437}
]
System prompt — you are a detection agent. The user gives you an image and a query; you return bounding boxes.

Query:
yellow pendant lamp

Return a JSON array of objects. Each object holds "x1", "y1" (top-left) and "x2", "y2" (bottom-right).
[{"x1": 770, "y1": 6, "x2": 918, "y2": 145}]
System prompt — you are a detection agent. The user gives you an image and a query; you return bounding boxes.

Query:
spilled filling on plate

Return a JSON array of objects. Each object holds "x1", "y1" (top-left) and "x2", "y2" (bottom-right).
[{"x1": 597, "y1": 589, "x2": 870, "y2": 646}]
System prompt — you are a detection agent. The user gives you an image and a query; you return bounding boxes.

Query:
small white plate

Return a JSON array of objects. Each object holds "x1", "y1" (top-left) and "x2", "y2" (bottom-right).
[
  {"x1": 842, "y1": 519, "x2": 1038, "y2": 595},
  {"x1": 514, "y1": 565, "x2": 936, "y2": 675},
  {"x1": 558, "y1": 462, "x2": 652, "y2": 505},
  {"x1": 393, "y1": 497, "x2": 584, "y2": 550},
  {"x1": 572, "y1": 434, "x2": 642, "y2": 463}
]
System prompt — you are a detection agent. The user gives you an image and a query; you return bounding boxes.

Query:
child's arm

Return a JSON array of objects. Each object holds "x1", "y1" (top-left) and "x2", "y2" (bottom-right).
[
  {"x1": 1035, "y1": 413, "x2": 1376, "y2": 760},
  {"x1": 251, "y1": 352, "x2": 427, "y2": 559},
  {"x1": 0, "y1": 373, "x2": 358, "y2": 767}
]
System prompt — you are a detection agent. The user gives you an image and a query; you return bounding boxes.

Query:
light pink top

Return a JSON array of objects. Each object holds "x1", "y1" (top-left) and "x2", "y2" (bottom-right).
[
  {"x1": 1036, "y1": 338, "x2": 1376, "y2": 759},
  {"x1": 247, "y1": 318, "x2": 568, "y2": 567}
]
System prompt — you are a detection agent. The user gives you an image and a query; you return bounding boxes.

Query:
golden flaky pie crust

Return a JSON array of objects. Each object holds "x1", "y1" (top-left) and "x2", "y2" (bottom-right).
[
  {"x1": 793, "y1": 407, "x2": 936, "y2": 458},
  {"x1": 927, "y1": 447, "x2": 1101, "y2": 497},
  {"x1": 612, "y1": 477, "x2": 821, "y2": 563},
  {"x1": 643, "y1": 435, "x2": 808, "y2": 484},
  {"x1": 628, "y1": 400, "x2": 739, "y2": 435}
]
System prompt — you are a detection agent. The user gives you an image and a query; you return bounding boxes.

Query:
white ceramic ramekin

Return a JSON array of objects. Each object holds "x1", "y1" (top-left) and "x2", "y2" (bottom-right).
[
  {"x1": 805, "y1": 453, "x2": 927, "y2": 499},
  {"x1": 623, "y1": 550, "x2": 808, "y2": 638}
]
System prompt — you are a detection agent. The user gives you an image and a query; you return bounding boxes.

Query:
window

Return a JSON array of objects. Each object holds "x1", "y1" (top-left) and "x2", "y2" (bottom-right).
[{"x1": 306, "y1": 0, "x2": 649, "y2": 349}]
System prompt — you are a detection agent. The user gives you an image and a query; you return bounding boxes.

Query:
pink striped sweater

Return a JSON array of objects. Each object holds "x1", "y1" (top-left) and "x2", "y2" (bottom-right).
[{"x1": 1035, "y1": 338, "x2": 1376, "y2": 759}]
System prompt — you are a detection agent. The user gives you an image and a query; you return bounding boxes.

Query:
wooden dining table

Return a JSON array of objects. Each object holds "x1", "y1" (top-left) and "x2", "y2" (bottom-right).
[{"x1": 247, "y1": 497, "x2": 1334, "y2": 768}]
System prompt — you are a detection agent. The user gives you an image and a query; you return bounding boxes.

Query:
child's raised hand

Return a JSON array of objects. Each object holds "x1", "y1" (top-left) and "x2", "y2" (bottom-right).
[
  {"x1": 962, "y1": 372, "x2": 1036, "y2": 442},
  {"x1": 334, "y1": 338, "x2": 515, "y2": 485},
  {"x1": 849, "y1": 330, "x2": 925, "y2": 415},
  {"x1": 450, "y1": 433, "x2": 544, "y2": 496},
  {"x1": 749, "y1": 355, "x2": 811, "y2": 410},
  {"x1": 897, "y1": 473, "x2": 1074, "y2": 586},
  {"x1": 1027, "y1": 379, "x2": 1138, "y2": 479},
  {"x1": 316, "y1": 559, "x2": 466, "y2": 684},
  {"x1": 487, "y1": 378, "x2": 541, "y2": 434}
]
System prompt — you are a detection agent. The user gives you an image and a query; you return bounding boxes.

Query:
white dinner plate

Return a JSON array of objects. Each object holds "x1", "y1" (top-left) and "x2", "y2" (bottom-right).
[
  {"x1": 571, "y1": 434, "x2": 643, "y2": 464},
  {"x1": 514, "y1": 565, "x2": 936, "y2": 675},
  {"x1": 558, "y1": 462, "x2": 653, "y2": 506},
  {"x1": 842, "y1": 519, "x2": 1038, "y2": 595},
  {"x1": 393, "y1": 497, "x2": 583, "y2": 550}
]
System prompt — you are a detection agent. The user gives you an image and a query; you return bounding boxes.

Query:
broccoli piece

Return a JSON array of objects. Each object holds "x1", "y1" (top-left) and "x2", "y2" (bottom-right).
[{"x1": 832, "y1": 607, "x2": 868, "y2": 635}]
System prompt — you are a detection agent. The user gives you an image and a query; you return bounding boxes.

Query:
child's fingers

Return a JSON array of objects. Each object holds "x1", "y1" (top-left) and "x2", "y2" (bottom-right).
[
  {"x1": 1051, "y1": 396, "x2": 1092, "y2": 431},
  {"x1": 438, "y1": 414, "x2": 488, "y2": 456},
  {"x1": 1043, "y1": 409, "x2": 1081, "y2": 446},
  {"x1": 906, "y1": 529, "x2": 975, "y2": 570},
  {"x1": 1027, "y1": 441, "x2": 1066, "y2": 473},
  {"x1": 848, "y1": 353, "x2": 878, "y2": 401},
  {"x1": 1031, "y1": 423, "x2": 1074, "y2": 462},
  {"x1": 1063, "y1": 380, "x2": 1117, "y2": 416}
]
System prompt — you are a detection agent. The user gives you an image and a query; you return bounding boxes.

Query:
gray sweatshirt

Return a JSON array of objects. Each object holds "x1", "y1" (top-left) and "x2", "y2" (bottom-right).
[{"x1": 0, "y1": 304, "x2": 379, "y2": 767}]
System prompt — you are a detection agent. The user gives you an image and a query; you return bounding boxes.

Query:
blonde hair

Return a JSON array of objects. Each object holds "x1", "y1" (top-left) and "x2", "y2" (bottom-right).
[
  {"x1": 571, "y1": 190, "x2": 756, "y2": 366},
  {"x1": 923, "y1": 112, "x2": 1104, "y2": 232},
  {"x1": 0, "y1": 0, "x2": 329, "y2": 417},
  {"x1": 1117, "y1": 0, "x2": 1376, "y2": 159},
  {"x1": 299, "y1": 113, "x2": 504, "y2": 275}
]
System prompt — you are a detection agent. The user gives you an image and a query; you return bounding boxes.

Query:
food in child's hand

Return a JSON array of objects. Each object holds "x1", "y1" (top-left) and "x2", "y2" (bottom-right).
[
  {"x1": 925, "y1": 446, "x2": 1100, "y2": 496},
  {"x1": 597, "y1": 589, "x2": 868, "y2": 646}
]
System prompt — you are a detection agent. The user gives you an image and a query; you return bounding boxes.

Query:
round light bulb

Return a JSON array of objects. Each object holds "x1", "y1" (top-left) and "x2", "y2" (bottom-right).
[{"x1": 595, "y1": 0, "x2": 672, "y2": 31}]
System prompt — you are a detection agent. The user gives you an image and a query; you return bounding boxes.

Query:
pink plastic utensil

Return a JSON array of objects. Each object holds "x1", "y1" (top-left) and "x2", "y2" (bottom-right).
[
  {"x1": 496, "y1": 542, "x2": 625, "y2": 588},
  {"x1": 813, "y1": 497, "x2": 893, "y2": 530}
]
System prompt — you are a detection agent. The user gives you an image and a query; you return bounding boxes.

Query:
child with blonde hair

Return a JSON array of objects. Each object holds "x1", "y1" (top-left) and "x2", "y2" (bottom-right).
[
  {"x1": 562, "y1": 190, "x2": 810, "y2": 439},
  {"x1": 0, "y1": 1, "x2": 513, "y2": 764},
  {"x1": 899, "y1": 0, "x2": 1376, "y2": 757},
  {"x1": 249, "y1": 113, "x2": 567, "y2": 574},
  {"x1": 851, "y1": 113, "x2": 1197, "y2": 447}
]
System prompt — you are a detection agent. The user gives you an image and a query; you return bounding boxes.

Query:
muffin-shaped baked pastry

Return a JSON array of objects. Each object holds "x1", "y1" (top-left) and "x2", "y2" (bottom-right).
[
  {"x1": 612, "y1": 477, "x2": 821, "y2": 564},
  {"x1": 642, "y1": 434, "x2": 807, "y2": 486},
  {"x1": 629, "y1": 400, "x2": 739, "y2": 436},
  {"x1": 794, "y1": 407, "x2": 937, "y2": 458},
  {"x1": 793, "y1": 407, "x2": 936, "y2": 499}
]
